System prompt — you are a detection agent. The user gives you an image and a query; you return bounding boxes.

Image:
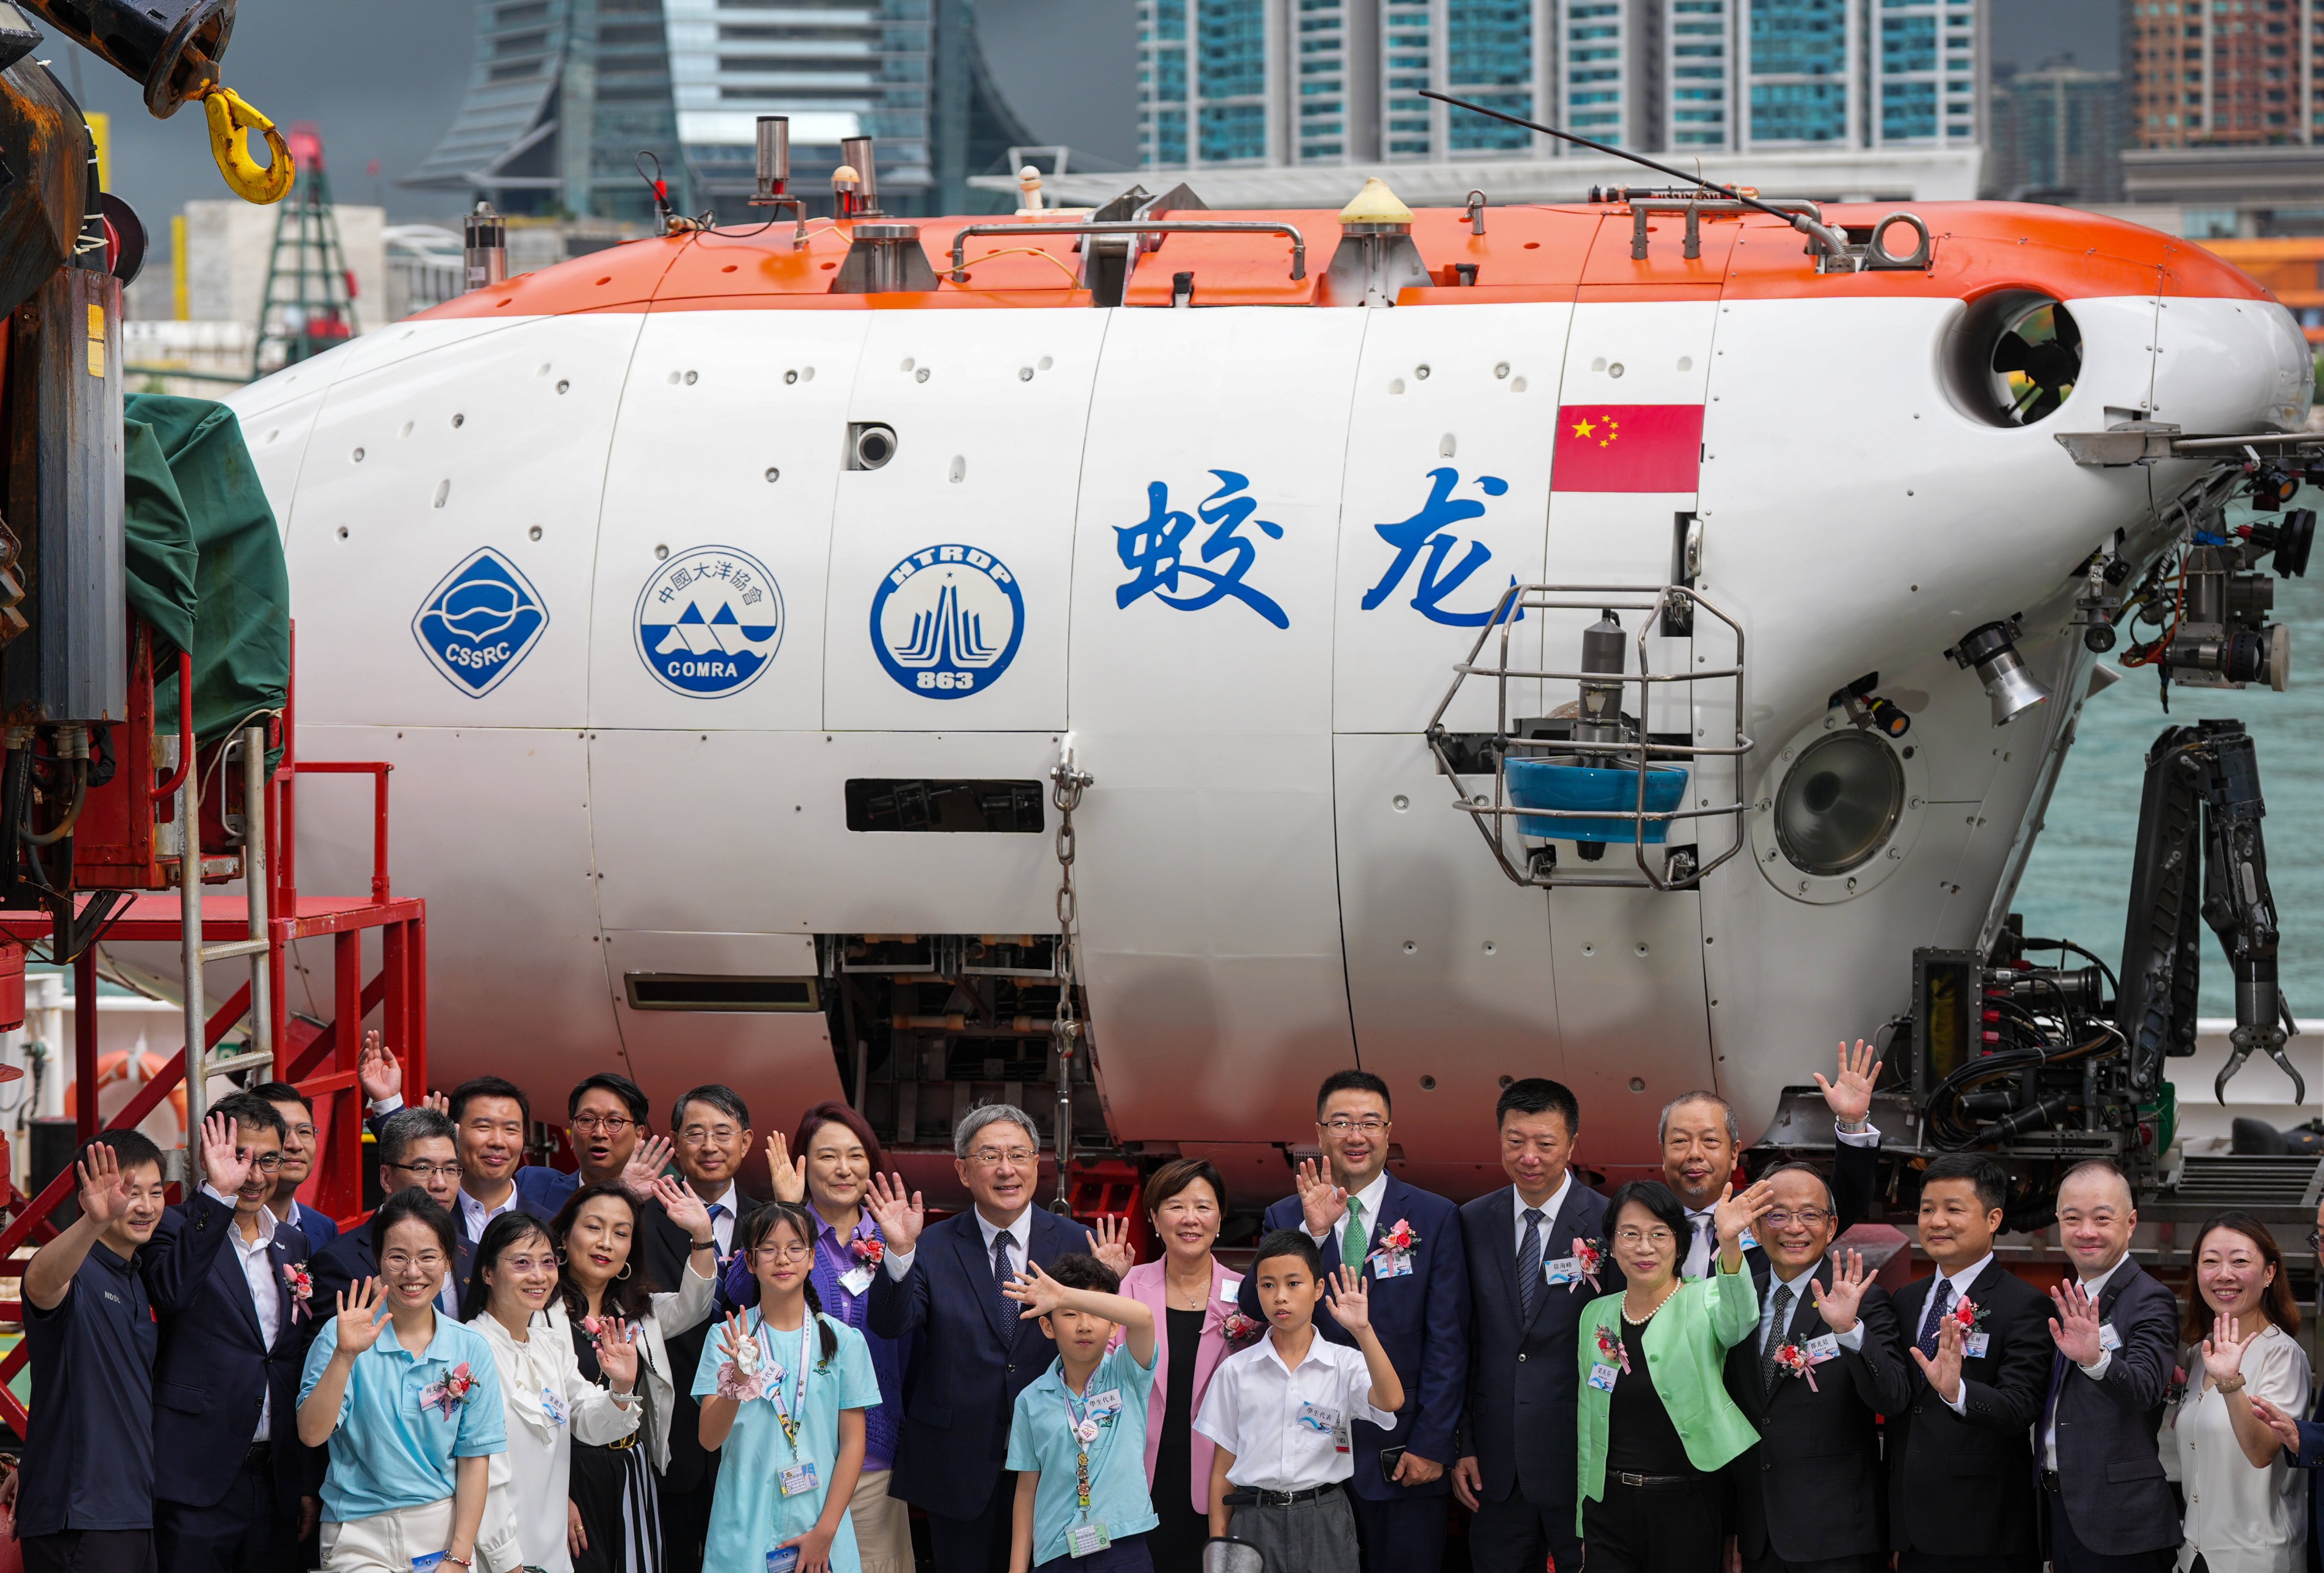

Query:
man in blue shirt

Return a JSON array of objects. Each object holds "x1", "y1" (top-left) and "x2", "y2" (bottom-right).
[{"x1": 19, "y1": 1130, "x2": 170, "y2": 1573}]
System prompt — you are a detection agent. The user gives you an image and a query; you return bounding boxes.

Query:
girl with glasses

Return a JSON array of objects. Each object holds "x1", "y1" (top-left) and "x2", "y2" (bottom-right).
[
  {"x1": 547, "y1": 1180, "x2": 718, "y2": 1573},
  {"x1": 296, "y1": 1190, "x2": 516, "y2": 1573},
  {"x1": 464, "y1": 1212, "x2": 645, "y2": 1573},
  {"x1": 696, "y1": 1201, "x2": 881, "y2": 1573}
]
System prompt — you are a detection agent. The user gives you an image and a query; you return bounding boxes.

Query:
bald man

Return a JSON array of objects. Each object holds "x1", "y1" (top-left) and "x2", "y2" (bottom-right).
[{"x1": 2035, "y1": 1159, "x2": 2179, "y2": 1571}]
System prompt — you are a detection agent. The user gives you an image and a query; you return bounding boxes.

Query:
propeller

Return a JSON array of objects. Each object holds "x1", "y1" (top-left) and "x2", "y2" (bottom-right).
[{"x1": 1992, "y1": 306, "x2": 2081, "y2": 423}]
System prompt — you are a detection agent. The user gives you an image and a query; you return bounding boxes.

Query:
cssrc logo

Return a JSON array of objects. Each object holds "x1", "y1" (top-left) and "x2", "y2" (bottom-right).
[
  {"x1": 634, "y1": 546, "x2": 785, "y2": 698},
  {"x1": 412, "y1": 548, "x2": 548, "y2": 697},
  {"x1": 870, "y1": 543, "x2": 1024, "y2": 699}
]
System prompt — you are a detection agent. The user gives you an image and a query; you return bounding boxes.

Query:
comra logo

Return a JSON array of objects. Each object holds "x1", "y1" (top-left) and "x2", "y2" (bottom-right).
[
  {"x1": 870, "y1": 543, "x2": 1024, "y2": 699},
  {"x1": 634, "y1": 546, "x2": 785, "y2": 698},
  {"x1": 411, "y1": 548, "x2": 548, "y2": 697}
]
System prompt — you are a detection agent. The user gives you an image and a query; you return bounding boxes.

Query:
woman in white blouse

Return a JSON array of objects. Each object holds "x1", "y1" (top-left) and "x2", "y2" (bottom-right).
[
  {"x1": 2165, "y1": 1210, "x2": 2310, "y2": 1573},
  {"x1": 466, "y1": 1212, "x2": 642, "y2": 1573}
]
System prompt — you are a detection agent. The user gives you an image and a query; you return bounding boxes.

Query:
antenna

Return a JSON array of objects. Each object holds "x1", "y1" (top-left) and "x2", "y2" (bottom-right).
[{"x1": 1420, "y1": 90, "x2": 1850, "y2": 260}]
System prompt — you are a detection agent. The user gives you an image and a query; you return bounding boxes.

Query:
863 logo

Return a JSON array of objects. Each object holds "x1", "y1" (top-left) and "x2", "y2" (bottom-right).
[{"x1": 870, "y1": 543, "x2": 1023, "y2": 699}]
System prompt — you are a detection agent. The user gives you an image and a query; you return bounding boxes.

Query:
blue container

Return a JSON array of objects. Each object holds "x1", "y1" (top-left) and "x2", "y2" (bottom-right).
[{"x1": 1504, "y1": 758, "x2": 1690, "y2": 843}]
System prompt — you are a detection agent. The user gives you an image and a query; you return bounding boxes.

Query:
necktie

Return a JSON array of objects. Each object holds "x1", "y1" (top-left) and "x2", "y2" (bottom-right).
[
  {"x1": 992, "y1": 1230, "x2": 1017, "y2": 1323},
  {"x1": 706, "y1": 1201, "x2": 729, "y2": 1256},
  {"x1": 1517, "y1": 1208, "x2": 1545, "y2": 1323},
  {"x1": 1341, "y1": 1197, "x2": 1368, "y2": 1274},
  {"x1": 1760, "y1": 1284, "x2": 1795, "y2": 1395},
  {"x1": 1687, "y1": 1213, "x2": 1713, "y2": 1279},
  {"x1": 1917, "y1": 1277, "x2": 1955, "y2": 1358}
]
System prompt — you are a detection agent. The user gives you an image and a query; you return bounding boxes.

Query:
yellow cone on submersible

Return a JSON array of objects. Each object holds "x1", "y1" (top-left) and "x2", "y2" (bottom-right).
[{"x1": 1340, "y1": 176, "x2": 1416, "y2": 229}]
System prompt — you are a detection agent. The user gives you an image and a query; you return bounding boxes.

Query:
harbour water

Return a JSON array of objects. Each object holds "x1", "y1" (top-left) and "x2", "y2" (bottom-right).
[{"x1": 2014, "y1": 571, "x2": 2324, "y2": 1018}]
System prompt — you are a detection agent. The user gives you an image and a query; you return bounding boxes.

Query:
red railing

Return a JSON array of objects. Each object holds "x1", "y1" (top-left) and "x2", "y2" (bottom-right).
[{"x1": 0, "y1": 624, "x2": 425, "y2": 1439}]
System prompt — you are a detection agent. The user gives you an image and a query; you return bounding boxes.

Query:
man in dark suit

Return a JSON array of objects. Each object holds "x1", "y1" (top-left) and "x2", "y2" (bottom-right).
[
  {"x1": 307, "y1": 1107, "x2": 471, "y2": 1319},
  {"x1": 1724, "y1": 1161, "x2": 1913, "y2": 1573},
  {"x1": 642, "y1": 1082, "x2": 757, "y2": 1573},
  {"x1": 252, "y1": 1082, "x2": 338, "y2": 1248},
  {"x1": 868, "y1": 1103, "x2": 1087, "y2": 1573},
  {"x1": 1451, "y1": 1077, "x2": 1622, "y2": 1573},
  {"x1": 1663, "y1": 1041, "x2": 1886, "y2": 1282},
  {"x1": 2037, "y1": 1159, "x2": 2180, "y2": 1571},
  {"x1": 1238, "y1": 1069, "x2": 1470, "y2": 1573},
  {"x1": 1888, "y1": 1152, "x2": 2053, "y2": 1572},
  {"x1": 141, "y1": 1092, "x2": 314, "y2": 1573}
]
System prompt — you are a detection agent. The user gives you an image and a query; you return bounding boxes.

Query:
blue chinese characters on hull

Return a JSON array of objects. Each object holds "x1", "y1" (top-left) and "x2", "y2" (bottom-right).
[
  {"x1": 634, "y1": 546, "x2": 786, "y2": 697},
  {"x1": 412, "y1": 547, "x2": 549, "y2": 697},
  {"x1": 871, "y1": 542, "x2": 1025, "y2": 699}
]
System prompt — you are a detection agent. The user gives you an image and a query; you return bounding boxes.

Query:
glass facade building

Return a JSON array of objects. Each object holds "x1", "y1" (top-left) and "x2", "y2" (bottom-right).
[
  {"x1": 409, "y1": 0, "x2": 1032, "y2": 220},
  {"x1": 1139, "y1": 0, "x2": 1983, "y2": 167}
]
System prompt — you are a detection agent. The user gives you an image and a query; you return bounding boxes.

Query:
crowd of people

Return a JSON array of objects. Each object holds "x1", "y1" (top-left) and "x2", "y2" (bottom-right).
[{"x1": 12, "y1": 1036, "x2": 2324, "y2": 1573}]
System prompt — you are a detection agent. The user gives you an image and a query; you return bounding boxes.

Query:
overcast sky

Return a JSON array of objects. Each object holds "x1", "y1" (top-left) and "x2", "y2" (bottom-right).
[{"x1": 51, "y1": 0, "x2": 2103, "y2": 243}]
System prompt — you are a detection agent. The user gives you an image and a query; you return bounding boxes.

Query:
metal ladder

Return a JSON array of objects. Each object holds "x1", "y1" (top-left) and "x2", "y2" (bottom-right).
[{"x1": 179, "y1": 723, "x2": 276, "y2": 1143}]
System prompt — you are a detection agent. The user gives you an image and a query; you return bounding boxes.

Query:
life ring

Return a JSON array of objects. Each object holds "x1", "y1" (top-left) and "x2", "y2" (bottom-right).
[{"x1": 62, "y1": 1050, "x2": 186, "y2": 1146}]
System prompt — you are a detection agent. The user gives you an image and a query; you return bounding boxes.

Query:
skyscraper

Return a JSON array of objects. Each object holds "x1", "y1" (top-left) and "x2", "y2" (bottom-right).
[
  {"x1": 2124, "y1": 0, "x2": 2322, "y2": 148},
  {"x1": 406, "y1": 0, "x2": 1034, "y2": 221},
  {"x1": 1137, "y1": 0, "x2": 1985, "y2": 167},
  {"x1": 1986, "y1": 64, "x2": 2125, "y2": 202}
]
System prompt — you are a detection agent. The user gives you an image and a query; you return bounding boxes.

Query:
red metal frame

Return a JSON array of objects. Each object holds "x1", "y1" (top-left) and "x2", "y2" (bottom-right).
[{"x1": 0, "y1": 624, "x2": 423, "y2": 1439}]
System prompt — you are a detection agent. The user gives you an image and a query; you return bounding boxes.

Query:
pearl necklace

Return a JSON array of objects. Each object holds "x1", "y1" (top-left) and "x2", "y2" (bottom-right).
[{"x1": 1621, "y1": 1278, "x2": 1682, "y2": 1325}]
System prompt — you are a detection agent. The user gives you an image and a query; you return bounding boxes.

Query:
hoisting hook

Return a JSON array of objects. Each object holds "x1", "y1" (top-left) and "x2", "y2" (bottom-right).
[{"x1": 200, "y1": 86, "x2": 293, "y2": 205}]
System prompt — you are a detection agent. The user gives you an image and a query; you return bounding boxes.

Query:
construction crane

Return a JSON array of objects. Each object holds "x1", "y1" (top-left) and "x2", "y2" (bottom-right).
[{"x1": 253, "y1": 122, "x2": 357, "y2": 376}]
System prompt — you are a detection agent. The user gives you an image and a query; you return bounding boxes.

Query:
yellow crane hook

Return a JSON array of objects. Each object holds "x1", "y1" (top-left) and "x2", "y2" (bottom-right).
[{"x1": 200, "y1": 85, "x2": 293, "y2": 205}]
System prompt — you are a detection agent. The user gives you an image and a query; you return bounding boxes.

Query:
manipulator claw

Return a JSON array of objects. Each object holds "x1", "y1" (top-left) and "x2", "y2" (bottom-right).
[{"x1": 2217, "y1": 1020, "x2": 2306, "y2": 1106}]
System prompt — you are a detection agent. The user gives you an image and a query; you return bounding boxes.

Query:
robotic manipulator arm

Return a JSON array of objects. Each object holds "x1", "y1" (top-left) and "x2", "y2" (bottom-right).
[{"x1": 2115, "y1": 720, "x2": 2301, "y2": 1105}]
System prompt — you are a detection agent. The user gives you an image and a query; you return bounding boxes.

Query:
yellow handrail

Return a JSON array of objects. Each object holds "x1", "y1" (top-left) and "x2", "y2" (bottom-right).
[{"x1": 200, "y1": 86, "x2": 292, "y2": 205}]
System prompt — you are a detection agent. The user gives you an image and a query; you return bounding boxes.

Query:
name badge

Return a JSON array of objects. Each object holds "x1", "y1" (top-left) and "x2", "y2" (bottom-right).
[
  {"x1": 1544, "y1": 1257, "x2": 1580, "y2": 1286},
  {"x1": 1374, "y1": 1250, "x2": 1414, "y2": 1280},
  {"x1": 2099, "y1": 1322, "x2": 2122, "y2": 1353},
  {"x1": 1588, "y1": 1362, "x2": 1619, "y2": 1393},
  {"x1": 541, "y1": 1386, "x2": 570, "y2": 1425},
  {"x1": 778, "y1": 1461, "x2": 819, "y2": 1498},
  {"x1": 767, "y1": 1550, "x2": 801, "y2": 1573},
  {"x1": 1738, "y1": 1227, "x2": 1757, "y2": 1251},
  {"x1": 1086, "y1": 1389, "x2": 1123, "y2": 1419},
  {"x1": 412, "y1": 1557, "x2": 447, "y2": 1573},
  {"x1": 1963, "y1": 1331, "x2": 1992, "y2": 1360},
  {"x1": 1805, "y1": 1334, "x2": 1841, "y2": 1364},
  {"x1": 1219, "y1": 1275, "x2": 1243, "y2": 1302},
  {"x1": 1067, "y1": 1523, "x2": 1113, "y2": 1558},
  {"x1": 1296, "y1": 1400, "x2": 1341, "y2": 1435},
  {"x1": 839, "y1": 1265, "x2": 875, "y2": 1297}
]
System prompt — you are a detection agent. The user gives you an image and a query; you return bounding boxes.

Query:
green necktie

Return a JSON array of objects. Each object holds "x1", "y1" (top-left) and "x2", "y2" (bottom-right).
[{"x1": 1341, "y1": 1197, "x2": 1367, "y2": 1269}]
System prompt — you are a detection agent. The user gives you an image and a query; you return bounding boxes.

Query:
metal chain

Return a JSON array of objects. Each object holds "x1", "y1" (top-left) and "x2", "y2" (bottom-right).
[{"x1": 1047, "y1": 750, "x2": 1093, "y2": 1210}]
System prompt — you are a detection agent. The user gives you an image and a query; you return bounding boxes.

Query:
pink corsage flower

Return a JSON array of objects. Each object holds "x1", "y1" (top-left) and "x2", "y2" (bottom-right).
[
  {"x1": 1569, "y1": 1238, "x2": 1603, "y2": 1294},
  {"x1": 1594, "y1": 1322, "x2": 1630, "y2": 1375},
  {"x1": 1774, "y1": 1341, "x2": 1820, "y2": 1391},
  {"x1": 419, "y1": 1362, "x2": 479, "y2": 1420},
  {"x1": 281, "y1": 1261, "x2": 313, "y2": 1322}
]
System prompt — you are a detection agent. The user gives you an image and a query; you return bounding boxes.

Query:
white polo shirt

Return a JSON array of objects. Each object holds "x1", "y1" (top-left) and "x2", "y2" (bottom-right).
[{"x1": 1193, "y1": 1331, "x2": 1397, "y2": 1492}]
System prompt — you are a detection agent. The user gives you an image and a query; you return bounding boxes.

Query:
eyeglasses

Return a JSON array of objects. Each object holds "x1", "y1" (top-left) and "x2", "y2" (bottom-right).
[
  {"x1": 572, "y1": 1115, "x2": 635, "y2": 1135},
  {"x1": 248, "y1": 1153, "x2": 284, "y2": 1174},
  {"x1": 497, "y1": 1254, "x2": 558, "y2": 1275},
  {"x1": 1763, "y1": 1210, "x2": 1830, "y2": 1229},
  {"x1": 967, "y1": 1146, "x2": 1036, "y2": 1168},
  {"x1": 2309, "y1": 1227, "x2": 2324, "y2": 1254},
  {"x1": 680, "y1": 1125, "x2": 742, "y2": 1146},
  {"x1": 1321, "y1": 1117, "x2": 1388, "y2": 1135},
  {"x1": 386, "y1": 1161, "x2": 463, "y2": 1182},
  {"x1": 381, "y1": 1251, "x2": 447, "y2": 1273},
  {"x1": 1614, "y1": 1228, "x2": 1676, "y2": 1247},
  {"x1": 751, "y1": 1242, "x2": 812, "y2": 1263},
  {"x1": 284, "y1": 1124, "x2": 316, "y2": 1143}
]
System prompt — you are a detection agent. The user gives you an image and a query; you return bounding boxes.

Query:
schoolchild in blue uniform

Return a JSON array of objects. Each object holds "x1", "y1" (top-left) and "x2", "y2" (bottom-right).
[
  {"x1": 1001, "y1": 1254, "x2": 1160, "y2": 1573},
  {"x1": 19, "y1": 1129, "x2": 171, "y2": 1573},
  {"x1": 695, "y1": 1200, "x2": 882, "y2": 1573}
]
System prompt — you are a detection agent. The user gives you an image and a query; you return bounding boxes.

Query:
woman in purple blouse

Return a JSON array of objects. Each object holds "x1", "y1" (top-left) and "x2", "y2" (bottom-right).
[{"x1": 734, "y1": 1099, "x2": 915, "y2": 1573}]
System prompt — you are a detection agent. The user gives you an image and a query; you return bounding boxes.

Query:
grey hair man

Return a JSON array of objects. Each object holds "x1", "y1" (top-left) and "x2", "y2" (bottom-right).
[
  {"x1": 1661, "y1": 1041, "x2": 1891, "y2": 1280},
  {"x1": 868, "y1": 1103, "x2": 1106, "y2": 1573}
]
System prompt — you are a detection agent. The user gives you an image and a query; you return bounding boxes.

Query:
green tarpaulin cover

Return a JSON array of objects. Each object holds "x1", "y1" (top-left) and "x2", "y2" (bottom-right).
[{"x1": 121, "y1": 394, "x2": 289, "y2": 746}]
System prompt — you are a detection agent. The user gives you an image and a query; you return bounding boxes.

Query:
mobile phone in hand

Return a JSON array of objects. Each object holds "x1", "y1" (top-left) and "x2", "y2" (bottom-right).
[{"x1": 1378, "y1": 1445, "x2": 1407, "y2": 1483}]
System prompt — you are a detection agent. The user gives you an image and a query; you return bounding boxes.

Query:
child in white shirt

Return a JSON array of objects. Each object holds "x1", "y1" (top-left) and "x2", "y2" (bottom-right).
[{"x1": 1193, "y1": 1229, "x2": 1403, "y2": 1573}]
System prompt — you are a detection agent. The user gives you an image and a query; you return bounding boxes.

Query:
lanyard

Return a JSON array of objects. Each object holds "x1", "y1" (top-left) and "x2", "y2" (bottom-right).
[
  {"x1": 757, "y1": 1313, "x2": 814, "y2": 1457},
  {"x1": 1059, "y1": 1382, "x2": 1100, "y2": 1514}
]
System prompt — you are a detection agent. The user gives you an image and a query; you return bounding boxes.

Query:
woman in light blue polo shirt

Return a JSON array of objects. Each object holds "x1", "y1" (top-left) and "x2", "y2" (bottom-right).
[
  {"x1": 300, "y1": 1189, "x2": 514, "y2": 1573},
  {"x1": 694, "y1": 1201, "x2": 881, "y2": 1573}
]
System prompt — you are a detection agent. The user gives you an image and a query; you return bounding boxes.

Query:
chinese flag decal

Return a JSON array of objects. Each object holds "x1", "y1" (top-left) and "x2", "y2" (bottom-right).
[{"x1": 1552, "y1": 405, "x2": 1705, "y2": 493}]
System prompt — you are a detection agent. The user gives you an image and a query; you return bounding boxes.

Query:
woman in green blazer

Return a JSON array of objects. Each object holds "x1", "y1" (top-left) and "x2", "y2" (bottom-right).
[{"x1": 1576, "y1": 1175, "x2": 1775, "y2": 1571}]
